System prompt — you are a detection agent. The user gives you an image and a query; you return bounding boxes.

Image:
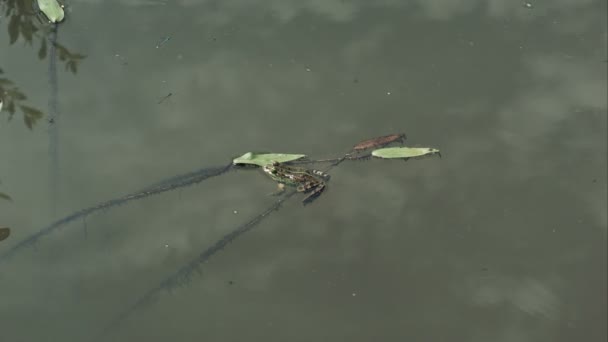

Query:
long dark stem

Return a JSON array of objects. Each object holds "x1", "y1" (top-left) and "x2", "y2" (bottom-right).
[
  {"x1": 100, "y1": 151, "x2": 367, "y2": 335},
  {"x1": 99, "y1": 190, "x2": 296, "y2": 339},
  {"x1": 0, "y1": 163, "x2": 233, "y2": 264},
  {"x1": 48, "y1": 23, "x2": 59, "y2": 218}
]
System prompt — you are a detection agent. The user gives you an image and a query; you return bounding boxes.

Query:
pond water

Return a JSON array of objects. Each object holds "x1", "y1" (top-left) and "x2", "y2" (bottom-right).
[{"x1": 0, "y1": 1, "x2": 606, "y2": 341}]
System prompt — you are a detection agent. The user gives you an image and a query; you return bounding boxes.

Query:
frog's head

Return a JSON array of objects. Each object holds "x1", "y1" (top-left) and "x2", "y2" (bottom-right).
[{"x1": 263, "y1": 161, "x2": 281, "y2": 174}]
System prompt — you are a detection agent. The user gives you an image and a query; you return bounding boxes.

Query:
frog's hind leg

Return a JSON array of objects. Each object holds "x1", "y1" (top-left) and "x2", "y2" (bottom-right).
[
  {"x1": 302, "y1": 184, "x2": 326, "y2": 205},
  {"x1": 311, "y1": 169, "x2": 331, "y2": 180}
]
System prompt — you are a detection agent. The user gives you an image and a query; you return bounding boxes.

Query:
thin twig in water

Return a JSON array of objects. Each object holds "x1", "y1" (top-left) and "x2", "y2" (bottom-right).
[
  {"x1": 155, "y1": 36, "x2": 171, "y2": 49},
  {"x1": 157, "y1": 92, "x2": 172, "y2": 104}
]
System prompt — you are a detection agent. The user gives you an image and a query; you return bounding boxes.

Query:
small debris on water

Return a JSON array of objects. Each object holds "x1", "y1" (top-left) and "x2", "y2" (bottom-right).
[
  {"x1": 233, "y1": 210, "x2": 238, "y2": 214},
  {"x1": 352, "y1": 292, "x2": 357, "y2": 297},
  {"x1": 523, "y1": 2, "x2": 533, "y2": 8},
  {"x1": 156, "y1": 36, "x2": 171, "y2": 49},
  {"x1": 386, "y1": 91, "x2": 391, "y2": 95},
  {"x1": 305, "y1": 67, "x2": 311, "y2": 72},
  {"x1": 164, "y1": 244, "x2": 169, "y2": 248},
  {"x1": 158, "y1": 93, "x2": 173, "y2": 104}
]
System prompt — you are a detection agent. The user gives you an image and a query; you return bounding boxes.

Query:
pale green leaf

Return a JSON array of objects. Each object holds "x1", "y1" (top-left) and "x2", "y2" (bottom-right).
[
  {"x1": 371, "y1": 147, "x2": 440, "y2": 159},
  {"x1": 37, "y1": 0, "x2": 65, "y2": 23},
  {"x1": 233, "y1": 152, "x2": 307, "y2": 166}
]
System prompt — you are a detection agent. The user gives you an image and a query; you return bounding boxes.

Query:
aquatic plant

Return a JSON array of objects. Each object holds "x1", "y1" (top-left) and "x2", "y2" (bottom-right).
[
  {"x1": 0, "y1": 163, "x2": 233, "y2": 264},
  {"x1": 232, "y1": 152, "x2": 307, "y2": 166},
  {"x1": 100, "y1": 191, "x2": 296, "y2": 338},
  {"x1": 371, "y1": 146, "x2": 441, "y2": 159},
  {"x1": 0, "y1": 68, "x2": 44, "y2": 129}
]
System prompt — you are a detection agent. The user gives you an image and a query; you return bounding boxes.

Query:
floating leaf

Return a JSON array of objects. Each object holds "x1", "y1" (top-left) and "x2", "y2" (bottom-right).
[
  {"x1": 0, "y1": 227, "x2": 10, "y2": 242},
  {"x1": 371, "y1": 147, "x2": 440, "y2": 159},
  {"x1": 36, "y1": 0, "x2": 65, "y2": 23},
  {"x1": 233, "y1": 152, "x2": 307, "y2": 166}
]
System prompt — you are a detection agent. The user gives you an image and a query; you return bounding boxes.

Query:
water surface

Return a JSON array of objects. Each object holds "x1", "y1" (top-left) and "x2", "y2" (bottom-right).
[{"x1": 0, "y1": 1, "x2": 606, "y2": 341}]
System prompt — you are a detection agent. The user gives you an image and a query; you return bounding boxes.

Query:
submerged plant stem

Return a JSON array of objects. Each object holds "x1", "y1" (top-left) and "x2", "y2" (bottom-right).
[
  {"x1": 0, "y1": 163, "x2": 233, "y2": 264},
  {"x1": 99, "y1": 190, "x2": 296, "y2": 339}
]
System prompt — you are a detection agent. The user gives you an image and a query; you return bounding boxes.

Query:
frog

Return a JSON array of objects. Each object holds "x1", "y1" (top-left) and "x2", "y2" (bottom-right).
[{"x1": 262, "y1": 161, "x2": 329, "y2": 205}]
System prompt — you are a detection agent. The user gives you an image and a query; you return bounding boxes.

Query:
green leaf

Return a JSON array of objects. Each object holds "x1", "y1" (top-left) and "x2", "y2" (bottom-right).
[
  {"x1": 65, "y1": 60, "x2": 77, "y2": 73},
  {"x1": 0, "y1": 227, "x2": 10, "y2": 242},
  {"x1": 20, "y1": 21, "x2": 33, "y2": 43},
  {"x1": 5, "y1": 100, "x2": 16, "y2": 116},
  {"x1": 37, "y1": 0, "x2": 65, "y2": 23},
  {"x1": 8, "y1": 15, "x2": 20, "y2": 44},
  {"x1": 0, "y1": 192, "x2": 11, "y2": 201},
  {"x1": 371, "y1": 147, "x2": 441, "y2": 159},
  {"x1": 0, "y1": 77, "x2": 13, "y2": 85},
  {"x1": 233, "y1": 152, "x2": 307, "y2": 166},
  {"x1": 7, "y1": 88, "x2": 26, "y2": 101},
  {"x1": 19, "y1": 105, "x2": 44, "y2": 130}
]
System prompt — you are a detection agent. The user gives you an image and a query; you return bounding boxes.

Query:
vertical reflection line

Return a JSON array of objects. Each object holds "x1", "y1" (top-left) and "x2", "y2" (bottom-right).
[{"x1": 48, "y1": 23, "x2": 60, "y2": 218}]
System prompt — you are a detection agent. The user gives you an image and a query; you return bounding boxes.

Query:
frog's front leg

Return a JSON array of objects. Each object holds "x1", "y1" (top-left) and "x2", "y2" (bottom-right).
[
  {"x1": 302, "y1": 183, "x2": 326, "y2": 205},
  {"x1": 268, "y1": 183, "x2": 286, "y2": 196}
]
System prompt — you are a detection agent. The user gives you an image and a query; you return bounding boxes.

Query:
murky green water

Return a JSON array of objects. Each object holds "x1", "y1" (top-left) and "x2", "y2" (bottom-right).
[{"x1": 1, "y1": 1, "x2": 606, "y2": 341}]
